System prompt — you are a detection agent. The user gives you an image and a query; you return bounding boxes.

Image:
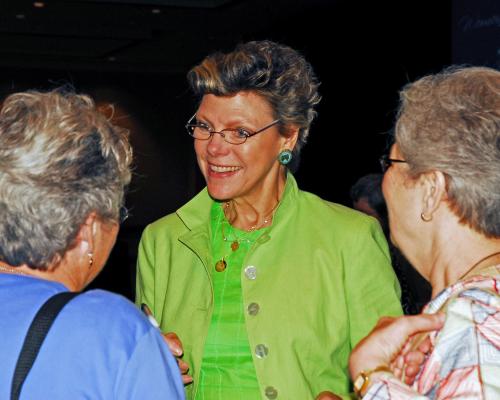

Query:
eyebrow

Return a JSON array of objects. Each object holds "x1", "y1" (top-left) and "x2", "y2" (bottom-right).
[{"x1": 195, "y1": 114, "x2": 256, "y2": 129}]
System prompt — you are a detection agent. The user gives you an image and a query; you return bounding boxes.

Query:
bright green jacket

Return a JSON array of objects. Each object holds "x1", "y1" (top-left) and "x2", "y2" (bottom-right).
[{"x1": 136, "y1": 175, "x2": 402, "y2": 399}]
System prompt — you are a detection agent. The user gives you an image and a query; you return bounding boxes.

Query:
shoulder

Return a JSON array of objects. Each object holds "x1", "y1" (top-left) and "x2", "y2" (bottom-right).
[
  {"x1": 426, "y1": 284, "x2": 500, "y2": 390},
  {"x1": 142, "y1": 188, "x2": 213, "y2": 241},
  {"x1": 295, "y1": 188, "x2": 382, "y2": 235},
  {"x1": 30, "y1": 289, "x2": 179, "y2": 397},
  {"x1": 140, "y1": 212, "x2": 187, "y2": 248},
  {"x1": 447, "y1": 284, "x2": 500, "y2": 313},
  {"x1": 435, "y1": 280, "x2": 500, "y2": 342},
  {"x1": 64, "y1": 289, "x2": 153, "y2": 340},
  {"x1": 145, "y1": 213, "x2": 182, "y2": 233},
  {"x1": 435, "y1": 273, "x2": 500, "y2": 312}
]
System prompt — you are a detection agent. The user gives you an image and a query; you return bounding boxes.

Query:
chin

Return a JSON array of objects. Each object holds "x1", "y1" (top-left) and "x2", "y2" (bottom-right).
[
  {"x1": 206, "y1": 185, "x2": 235, "y2": 202},
  {"x1": 389, "y1": 231, "x2": 399, "y2": 248}
]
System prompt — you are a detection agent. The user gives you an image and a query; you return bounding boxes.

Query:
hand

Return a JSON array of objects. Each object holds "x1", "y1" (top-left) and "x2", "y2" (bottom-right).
[
  {"x1": 349, "y1": 313, "x2": 445, "y2": 382},
  {"x1": 163, "y1": 331, "x2": 193, "y2": 385},
  {"x1": 391, "y1": 335, "x2": 433, "y2": 385},
  {"x1": 315, "y1": 391, "x2": 343, "y2": 400}
]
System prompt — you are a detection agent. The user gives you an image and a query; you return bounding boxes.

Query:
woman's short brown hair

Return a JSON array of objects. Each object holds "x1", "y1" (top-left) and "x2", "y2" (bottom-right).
[
  {"x1": 396, "y1": 66, "x2": 500, "y2": 237},
  {"x1": 0, "y1": 89, "x2": 133, "y2": 269}
]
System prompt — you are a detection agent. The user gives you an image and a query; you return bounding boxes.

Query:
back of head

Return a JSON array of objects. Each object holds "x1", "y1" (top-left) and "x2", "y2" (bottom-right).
[
  {"x1": 187, "y1": 40, "x2": 321, "y2": 158},
  {"x1": 0, "y1": 90, "x2": 133, "y2": 269},
  {"x1": 396, "y1": 66, "x2": 500, "y2": 237},
  {"x1": 350, "y1": 173, "x2": 387, "y2": 216},
  {"x1": 350, "y1": 173, "x2": 388, "y2": 233}
]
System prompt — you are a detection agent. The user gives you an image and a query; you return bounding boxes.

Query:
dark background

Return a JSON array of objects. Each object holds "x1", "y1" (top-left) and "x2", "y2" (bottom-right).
[{"x1": 0, "y1": 0, "x2": 498, "y2": 300}]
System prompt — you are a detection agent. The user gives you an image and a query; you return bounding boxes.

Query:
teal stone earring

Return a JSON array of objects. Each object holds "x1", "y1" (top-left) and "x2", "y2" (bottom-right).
[
  {"x1": 278, "y1": 149, "x2": 293, "y2": 165},
  {"x1": 277, "y1": 149, "x2": 293, "y2": 165}
]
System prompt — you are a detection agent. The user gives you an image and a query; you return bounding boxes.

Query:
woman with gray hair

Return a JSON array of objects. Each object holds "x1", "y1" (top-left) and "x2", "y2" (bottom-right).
[
  {"x1": 0, "y1": 90, "x2": 184, "y2": 399},
  {"x1": 136, "y1": 40, "x2": 402, "y2": 399},
  {"x1": 347, "y1": 66, "x2": 500, "y2": 398}
]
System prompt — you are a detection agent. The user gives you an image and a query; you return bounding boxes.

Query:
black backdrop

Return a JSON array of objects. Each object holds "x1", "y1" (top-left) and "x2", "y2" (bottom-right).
[{"x1": 2, "y1": 0, "x2": 497, "y2": 300}]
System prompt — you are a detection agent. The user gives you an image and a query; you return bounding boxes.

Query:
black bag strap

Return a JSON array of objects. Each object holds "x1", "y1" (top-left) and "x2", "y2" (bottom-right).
[{"x1": 11, "y1": 291, "x2": 80, "y2": 400}]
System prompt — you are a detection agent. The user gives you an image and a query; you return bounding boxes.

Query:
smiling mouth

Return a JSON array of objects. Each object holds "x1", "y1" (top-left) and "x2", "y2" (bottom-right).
[{"x1": 209, "y1": 164, "x2": 242, "y2": 173}]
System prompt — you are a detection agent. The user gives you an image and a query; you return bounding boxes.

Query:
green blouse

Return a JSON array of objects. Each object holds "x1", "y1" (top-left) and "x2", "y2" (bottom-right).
[{"x1": 195, "y1": 203, "x2": 263, "y2": 399}]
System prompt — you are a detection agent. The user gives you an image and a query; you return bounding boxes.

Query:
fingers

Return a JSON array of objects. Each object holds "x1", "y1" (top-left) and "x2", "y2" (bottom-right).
[
  {"x1": 392, "y1": 366, "x2": 403, "y2": 379},
  {"x1": 405, "y1": 349, "x2": 427, "y2": 365},
  {"x1": 401, "y1": 339, "x2": 433, "y2": 385},
  {"x1": 163, "y1": 332, "x2": 184, "y2": 357},
  {"x1": 402, "y1": 357, "x2": 423, "y2": 385},
  {"x1": 397, "y1": 313, "x2": 445, "y2": 338},
  {"x1": 177, "y1": 356, "x2": 193, "y2": 385},
  {"x1": 162, "y1": 332, "x2": 193, "y2": 385},
  {"x1": 416, "y1": 335, "x2": 433, "y2": 354},
  {"x1": 178, "y1": 358, "x2": 190, "y2": 374},
  {"x1": 392, "y1": 314, "x2": 445, "y2": 385},
  {"x1": 391, "y1": 355, "x2": 404, "y2": 378},
  {"x1": 403, "y1": 363, "x2": 421, "y2": 385},
  {"x1": 349, "y1": 313, "x2": 445, "y2": 379},
  {"x1": 177, "y1": 358, "x2": 193, "y2": 385}
]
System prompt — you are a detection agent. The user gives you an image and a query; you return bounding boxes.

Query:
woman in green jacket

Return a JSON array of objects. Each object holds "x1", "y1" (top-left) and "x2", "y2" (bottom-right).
[{"x1": 136, "y1": 40, "x2": 402, "y2": 400}]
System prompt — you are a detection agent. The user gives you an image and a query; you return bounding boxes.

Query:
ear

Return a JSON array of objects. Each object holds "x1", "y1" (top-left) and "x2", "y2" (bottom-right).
[
  {"x1": 420, "y1": 171, "x2": 447, "y2": 217},
  {"x1": 280, "y1": 124, "x2": 300, "y2": 150},
  {"x1": 74, "y1": 212, "x2": 98, "y2": 256}
]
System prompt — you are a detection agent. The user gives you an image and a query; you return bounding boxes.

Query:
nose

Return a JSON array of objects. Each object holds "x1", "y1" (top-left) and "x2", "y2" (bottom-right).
[{"x1": 207, "y1": 131, "x2": 230, "y2": 156}]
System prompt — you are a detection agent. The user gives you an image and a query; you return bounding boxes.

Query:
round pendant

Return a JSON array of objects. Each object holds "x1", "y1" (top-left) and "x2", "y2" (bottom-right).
[
  {"x1": 215, "y1": 259, "x2": 227, "y2": 272},
  {"x1": 231, "y1": 241, "x2": 239, "y2": 251}
]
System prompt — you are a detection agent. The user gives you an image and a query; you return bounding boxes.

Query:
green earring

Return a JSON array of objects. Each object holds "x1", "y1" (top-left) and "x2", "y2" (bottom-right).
[{"x1": 278, "y1": 149, "x2": 293, "y2": 165}]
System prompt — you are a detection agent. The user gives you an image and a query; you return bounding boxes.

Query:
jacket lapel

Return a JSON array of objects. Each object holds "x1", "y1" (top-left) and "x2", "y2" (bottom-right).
[{"x1": 177, "y1": 188, "x2": 214, "y2": 290}]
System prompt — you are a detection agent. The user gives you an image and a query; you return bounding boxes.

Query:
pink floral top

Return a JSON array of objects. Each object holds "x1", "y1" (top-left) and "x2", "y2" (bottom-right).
[{"x1": 364, "y1": 265, "x2": 500, "y2": 399}]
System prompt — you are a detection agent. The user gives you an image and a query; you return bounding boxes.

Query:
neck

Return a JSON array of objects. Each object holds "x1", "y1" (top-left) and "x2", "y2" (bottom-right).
[
  {"x1": 0, "y1": 263, "x2": 34, "y2": 277},
  {"x1": 425, "y1": 228, "x2": 500, "y2": 297},
  {"x1": 226, "y1": 167, "x2": 286, "y2": 231},
  {"x1": 0, "y1": 259, "x2": 84, "y2": 292}
]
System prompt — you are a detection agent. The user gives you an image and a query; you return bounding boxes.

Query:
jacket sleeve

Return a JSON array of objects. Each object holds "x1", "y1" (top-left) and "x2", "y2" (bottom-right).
[
  {"x1": 364, "y1": 291, "x2": 500, "y2": 399},
  {"x1": 135, "y1": 224, "x2": 156, "y2": 310},
  {"x1": 344, "y1": 218, "x2": 403, "y2": 347}
]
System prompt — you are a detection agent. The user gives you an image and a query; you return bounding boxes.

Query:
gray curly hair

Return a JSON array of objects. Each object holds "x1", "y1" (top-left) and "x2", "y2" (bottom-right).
[
  {"x1": 187, "y1": 40, "x2": 321, "y2": 164},
  {"x1": 0, "y1": 90, "x2": 133, "y2": 270},
  {"x1": 396, "y1": 66, "x2": 500, "y2": 237}
]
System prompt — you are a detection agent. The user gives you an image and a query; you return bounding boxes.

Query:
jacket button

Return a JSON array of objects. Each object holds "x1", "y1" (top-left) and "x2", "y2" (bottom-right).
[
  {"x1": 265, "y1": 386, "x2": 278, "y2": 399},
  {"x1": 255, "y1": 344, "x2": 268, "y2": 358},
  {"x1": 247, "y1": 302, "x2": 260, "y2": 316},
  {"x1": 244, "y1": 265, "x2": 257, "y2": 280}
]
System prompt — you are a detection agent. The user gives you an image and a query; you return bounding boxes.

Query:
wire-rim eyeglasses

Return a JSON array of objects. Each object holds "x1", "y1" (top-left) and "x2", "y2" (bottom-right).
[{"x1": 185, "y1": 114, "x2": 280, "y2": 145}]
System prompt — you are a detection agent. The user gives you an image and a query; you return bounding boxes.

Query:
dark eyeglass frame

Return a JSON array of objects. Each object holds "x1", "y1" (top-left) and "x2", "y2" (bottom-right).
[
  {"x1": 119, "y1": 206, "x2": 129, "y2": 224},
  {"x1": 185, "y1": 114, "x2": 280, "y2": 145},
  {"x1": 379, "y1": 154, "x2": 407, "y2": 173}
]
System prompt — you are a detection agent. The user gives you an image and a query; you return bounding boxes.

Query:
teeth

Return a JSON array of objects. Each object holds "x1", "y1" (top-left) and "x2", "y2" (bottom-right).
[{"x1": 210, "y1": 164, "x2": 240, "y2": 173}]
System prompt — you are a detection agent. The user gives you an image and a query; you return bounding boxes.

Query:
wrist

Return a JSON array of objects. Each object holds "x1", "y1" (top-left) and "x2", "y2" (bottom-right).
[
  {"x1": 353, "y1": 365, "x2": 392, "y2": 398},
  {"x1": 349, "y1": 346, "x2": 388, "y2": 379}
]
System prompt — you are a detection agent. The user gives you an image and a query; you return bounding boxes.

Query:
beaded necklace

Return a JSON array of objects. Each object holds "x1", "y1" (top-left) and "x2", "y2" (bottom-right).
[
  {"x1": 214, "y1": 201, "x2": 279, "y2": 272},
  {"x1": 0, "y1": 264, "x2": 28, "y2": 276}
]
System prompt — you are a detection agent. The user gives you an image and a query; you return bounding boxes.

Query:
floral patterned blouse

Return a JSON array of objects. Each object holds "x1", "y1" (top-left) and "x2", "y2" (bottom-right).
[{"x1": 364, "y1": 265, "x2": 500, "y2": 399}]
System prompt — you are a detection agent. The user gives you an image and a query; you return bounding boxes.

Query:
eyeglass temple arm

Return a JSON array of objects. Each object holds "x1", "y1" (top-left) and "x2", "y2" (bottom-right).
[{"x1": 247, "y1": 119, "x2": 280, "y2": 138}]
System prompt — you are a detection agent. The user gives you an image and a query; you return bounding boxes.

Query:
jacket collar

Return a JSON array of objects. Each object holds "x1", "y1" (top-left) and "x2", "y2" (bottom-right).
[
  {"x1": 176, "y1": 187, "x2": 213, "y2": 231},
  {"x1": 176, "y1": 173, "x2": 299, "y2": 287}
]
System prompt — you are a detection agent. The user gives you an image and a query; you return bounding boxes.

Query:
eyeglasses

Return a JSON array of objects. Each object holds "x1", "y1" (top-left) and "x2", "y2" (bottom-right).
[
  {"x1": 185, "y1": 114, "x2": 280, "y2": 145},
  {"x1": 119, "y1": 206, "x2": 129, "y2": 224},
  {"x1": 379, "y1": 154, "x2": 407, "y2": 173}
]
